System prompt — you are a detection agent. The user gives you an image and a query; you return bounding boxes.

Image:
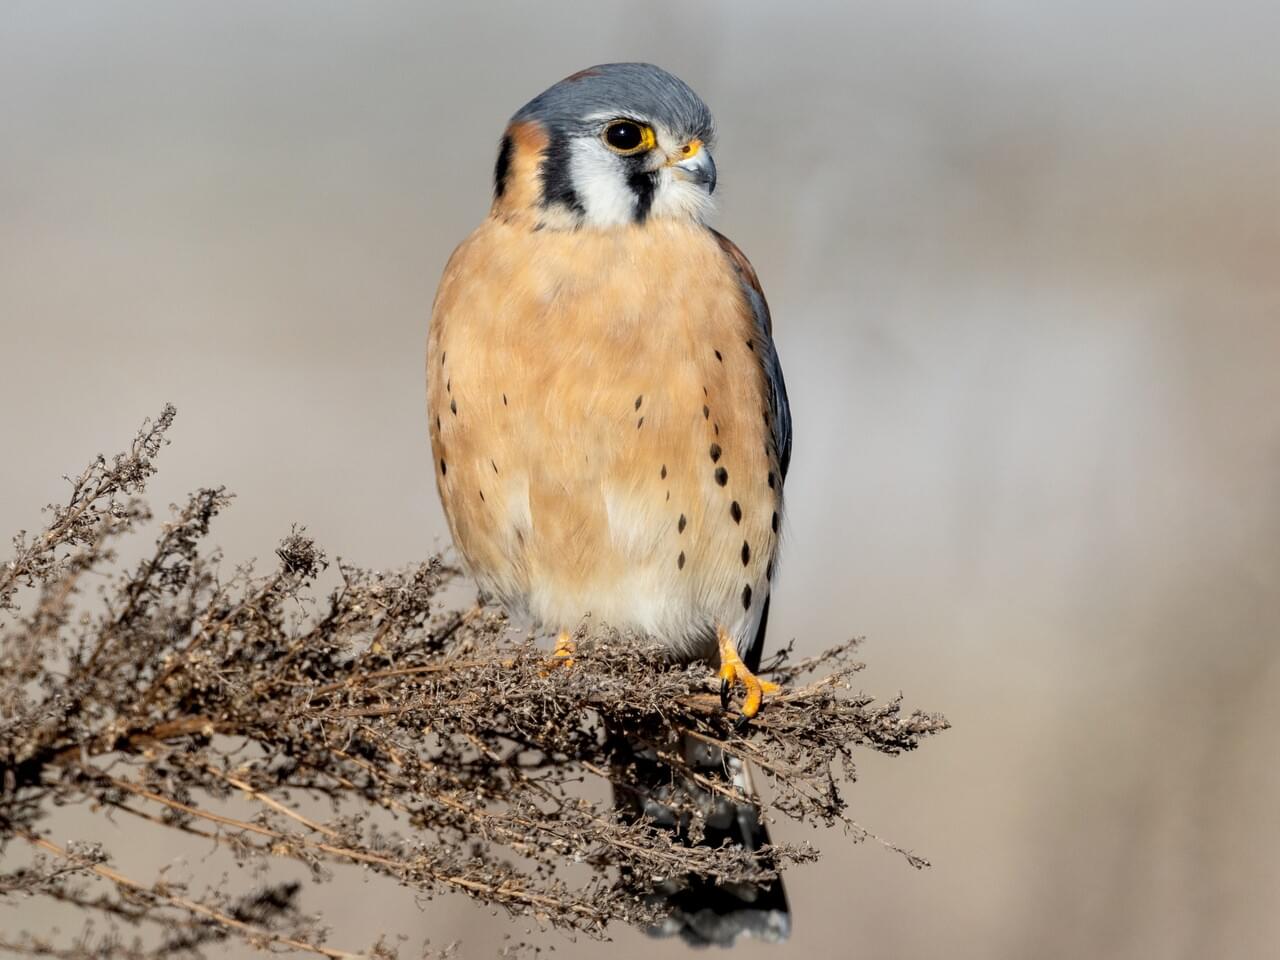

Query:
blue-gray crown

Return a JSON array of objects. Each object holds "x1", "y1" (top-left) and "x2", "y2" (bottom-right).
[{"x1": 512, "y1": 62, "x2": 715, "y2": 146}]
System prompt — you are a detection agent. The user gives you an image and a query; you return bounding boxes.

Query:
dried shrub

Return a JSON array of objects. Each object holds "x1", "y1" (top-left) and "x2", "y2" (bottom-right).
[{"x1": 0, "y1": 408, "x2": 948, "y2": 957}]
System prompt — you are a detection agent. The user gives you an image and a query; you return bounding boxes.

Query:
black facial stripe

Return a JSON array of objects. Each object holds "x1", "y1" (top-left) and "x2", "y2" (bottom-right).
[
  {"x1": 493, "y1": 134, "x2": 514, "y2": 199},
  {"x1": 538, "y1": 133, "x2": 585, "y2": 216},
  {"x1": 537, "y1": 129, "x2": 658, "y2": 224},
  {"x1": 628, "y1": 168, "x2": 657, "y2": 223}
]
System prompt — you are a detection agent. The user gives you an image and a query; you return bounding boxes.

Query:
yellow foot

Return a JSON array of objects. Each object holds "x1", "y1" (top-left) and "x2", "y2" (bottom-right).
[
  {"x1": 717, "y1": 625, "x2": 780, "y2": 720},
  {"x1": 544, "y1": 631, "x2": 576, "y2": 672}
]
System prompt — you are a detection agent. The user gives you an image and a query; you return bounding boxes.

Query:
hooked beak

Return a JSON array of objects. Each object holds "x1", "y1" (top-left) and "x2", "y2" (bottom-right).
[{"x1": 667, "y1": 139, "x2": 717, "y2": 194}]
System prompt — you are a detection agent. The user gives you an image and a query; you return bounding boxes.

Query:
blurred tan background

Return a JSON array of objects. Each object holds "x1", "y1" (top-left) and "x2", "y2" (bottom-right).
[{"x1": 3, "y1": 2, "x2": 1279, "y2": 957}]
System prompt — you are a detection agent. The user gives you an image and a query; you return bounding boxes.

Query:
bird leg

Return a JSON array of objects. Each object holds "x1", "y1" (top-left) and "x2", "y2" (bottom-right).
[
  {"x1": 717, "y1": 625, "x2": 779, "y2": 720},
  {"x1": 548, "y1": 630, "x2": 576, "y2": 670}
]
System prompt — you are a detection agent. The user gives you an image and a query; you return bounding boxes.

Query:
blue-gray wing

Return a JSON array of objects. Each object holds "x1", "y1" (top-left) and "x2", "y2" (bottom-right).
[
  {"x1": 709, "y1": 229, "x2": 792, "y2": 479},
  {"x1": 709, "y1": 229, "x2": 791, "y2": 674}
]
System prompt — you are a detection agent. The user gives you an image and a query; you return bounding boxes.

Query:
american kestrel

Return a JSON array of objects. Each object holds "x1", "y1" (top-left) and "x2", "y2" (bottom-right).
[
  {"x1": 427, "y1": 62, "x2": 791, "y2": 720},
  {"x1": 427, "y1": 60, "x2": 793, "y2": 946}
]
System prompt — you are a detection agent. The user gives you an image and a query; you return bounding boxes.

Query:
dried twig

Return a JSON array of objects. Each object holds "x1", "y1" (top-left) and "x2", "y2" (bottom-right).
[
  {"x1": 0, "y1": 408, "x2": 948, "y2": 957},
  {"x1": 16, "y1": 833, "x2": 360, "y2": 960}
]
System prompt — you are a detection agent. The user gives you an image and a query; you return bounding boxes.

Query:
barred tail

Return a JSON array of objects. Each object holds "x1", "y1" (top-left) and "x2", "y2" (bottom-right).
[{"x1": 612, "y1": 730, "x2": 791, "y2": 947}]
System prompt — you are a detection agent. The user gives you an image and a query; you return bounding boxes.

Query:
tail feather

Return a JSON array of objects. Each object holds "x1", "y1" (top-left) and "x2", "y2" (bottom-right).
[{"x1": 612, "y1": 730, "x2": 790, "y2": 947}]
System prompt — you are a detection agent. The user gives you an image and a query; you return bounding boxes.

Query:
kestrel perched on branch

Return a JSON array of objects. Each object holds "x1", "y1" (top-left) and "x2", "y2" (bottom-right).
[
  {"x1": 427, "y1": 62, "x2": 791, "y2": 718},
  {"x1": 426, "y1": 60, "x2": 792, "y2": 946}
]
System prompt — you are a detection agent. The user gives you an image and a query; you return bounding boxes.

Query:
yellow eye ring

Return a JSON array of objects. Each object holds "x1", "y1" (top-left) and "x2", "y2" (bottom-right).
[{"x1": 602, "y1": 120, "x2": 656, "y2": 155}]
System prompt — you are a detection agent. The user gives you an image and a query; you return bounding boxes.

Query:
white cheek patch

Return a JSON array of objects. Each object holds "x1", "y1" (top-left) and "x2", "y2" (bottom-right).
[
  {"x1": 568, "y1": 139, "x2": 637, "y2": 227},
  {"x1": 564, "y1": 131, "x2": 717, "y2": 227}
]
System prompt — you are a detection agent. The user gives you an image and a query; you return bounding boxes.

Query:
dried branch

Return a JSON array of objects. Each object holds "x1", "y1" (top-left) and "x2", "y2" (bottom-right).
[
  {"x1": 0, "y1": 408, "x2": 948, "y2": 956},
  {"x1": 16, "y1": 833, "x2": 359, "y2": 960}
]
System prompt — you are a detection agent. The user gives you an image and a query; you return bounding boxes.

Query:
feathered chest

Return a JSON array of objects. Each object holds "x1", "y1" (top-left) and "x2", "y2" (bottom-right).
[{"x1": 427, "y1": 218, "x2": 782, "y2": 654}]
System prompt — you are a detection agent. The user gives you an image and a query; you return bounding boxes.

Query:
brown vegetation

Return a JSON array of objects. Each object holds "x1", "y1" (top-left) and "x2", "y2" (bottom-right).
[{"x1": 0, "y1": 408, "x2": 947, "y2": 957}]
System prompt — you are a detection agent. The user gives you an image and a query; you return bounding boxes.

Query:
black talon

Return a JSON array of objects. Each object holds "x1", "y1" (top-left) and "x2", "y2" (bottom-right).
[
  {"x1": 734, "y1": 713, "x2": 753, "y2": 733},
  {"x1": 720, "y1": 677, "x2": 731, "y2": 710}
]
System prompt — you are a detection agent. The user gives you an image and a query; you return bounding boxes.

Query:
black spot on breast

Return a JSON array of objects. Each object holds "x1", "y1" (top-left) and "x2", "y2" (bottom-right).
[
  {"x1": 730, "y1": 501, "x2": 742, "y2": 523},
  {"x1": 660, "y1": 464, "x2": 667, "y2": 479},
  {"x1": 746, "y1": 339, "x2": 755, "y2": 352},
  {"x1": 771, "y1": 511, "x2": 779, "y2": 533},
  {"x1": 742, "y1": 584, "x2": 753, "y2": 610},
  {"x1": 491, "y1": 459, "x2": 499, "y2": 474},
  {"x1": 636, "y1": 416, "x2": 644, "y2": 429},
  {"x1": 441, "y1": 351, "x2": 446, "y2": 366},
  {"x1": 446, "y1": 379, "x2": 451, "y2": 393},
  {"x1": 502, "y1": 393, "x2": 508, "y2": 406},
  {"x1": 710, "y1": 443, "x2": 721, "y2": 463},
  {"x1": 766, "y1": 559, "x2": 774, "y2": 580},
  {"x1": 435, "y1": 415, "x2": 441, "y2": 431},
  {"x1": 703, "y1": 405, "x2": 710, "y2": 420},
  {"x1": 478, "y1": 489, "x2": 485, "y2": 502},
  {"x1": 714, "y1": 423, "x2": 720, "y2": 436},
  {"x1": 678, "y1": 514, "x2": 686, "y2": 533},
  {"x1": 715, "y1": 467, "x2": 729, "y2": 486},
  {"x1": 741, "y1": 541, "x2": 751, "y2": 565},
  {"x1": 450, "y1": 398, "x2": 457, "y2": 415},
  {"x1": 635, "y1": 395, "x2": 643, "y2": 410},
  {"x1": 439, "y1": 458, "x2": 447, "y2": 476},
  {"x1": 714, "y1": 349, "x2": 723, "y2": 362},
  {"x1": 493, "y1": 134, "x2": 514, "y2": 198},
  {"x1": 677, "y1": 551, "x2": 686, "y2": 570},
  {"x1": 768, "y1": 472, "x2": 776, "y2": 489}
]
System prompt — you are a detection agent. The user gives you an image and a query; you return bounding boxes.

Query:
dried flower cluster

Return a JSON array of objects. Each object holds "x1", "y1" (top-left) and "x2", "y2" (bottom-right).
[{"x1": 0, "y1": 408, "x2": 948, "y2": 958}]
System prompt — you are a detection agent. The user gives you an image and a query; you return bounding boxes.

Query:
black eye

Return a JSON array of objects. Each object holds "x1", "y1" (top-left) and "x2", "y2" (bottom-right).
[{"x1": 604, "y1": 121, "x2": 646, "y2": 153}]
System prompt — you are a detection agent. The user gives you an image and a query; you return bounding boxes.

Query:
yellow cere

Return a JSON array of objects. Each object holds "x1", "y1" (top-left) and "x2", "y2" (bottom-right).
[{"x1": 665, "y1": 138, "x2": 702, "y2": 167}]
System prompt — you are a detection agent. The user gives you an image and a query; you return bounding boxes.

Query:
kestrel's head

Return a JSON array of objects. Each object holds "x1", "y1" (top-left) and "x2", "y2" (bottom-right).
[{"x1": 492, "y1": 63, "x2": 717, "y2": 229}]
